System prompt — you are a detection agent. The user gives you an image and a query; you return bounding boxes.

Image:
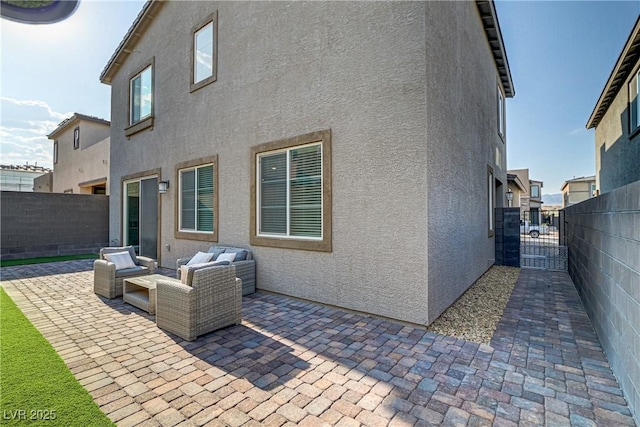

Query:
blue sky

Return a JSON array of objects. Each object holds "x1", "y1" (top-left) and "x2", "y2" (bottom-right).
[{"x1": 1, "y1": 1, "x2": 639, "y2": 194}]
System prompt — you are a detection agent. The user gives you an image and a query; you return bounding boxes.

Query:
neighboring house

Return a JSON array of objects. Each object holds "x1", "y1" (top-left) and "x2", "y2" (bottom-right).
[
  {"x1": 507, "y1": 173, "x2": 526, "y2": 208},
  {"x1": 33, "y1": 172, "x2": 53, "y2": 192},
  {"x1": 508, "y1": 168, "x2": 543, "y2": 225},
  {"x1": 46, "y1": 113, "x2": 110, "y2": 194},
  {"x1": 100, "y1": 0, "x2": 514, "y2": 326},
  {"x1": 586, "y1": 16, "x2": 640, "y2": 194},
  {"x1": 0, "y1": 164, "x2": 51, "y2": 192},
  {"x1": 561, "y1": 175, "x2": 596, "y2": 208}
]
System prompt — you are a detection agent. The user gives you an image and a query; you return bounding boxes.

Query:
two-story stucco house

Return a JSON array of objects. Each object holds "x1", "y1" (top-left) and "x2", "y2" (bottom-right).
[
  {"x1": 507, "y1": 168, "x2": 543, "y2": 225},
  {"x1": 100, "y1": 0, "x2": 514, "y2": 326},
  {"x1": 47, "y1": 113, "x2": 111, "y2": 194},
  {"x1": 561, "y1": 175, "x2": 596, "y2": 208},
  {"x1": 586, "y1": 16, "x2": 640, "y2": 194}
]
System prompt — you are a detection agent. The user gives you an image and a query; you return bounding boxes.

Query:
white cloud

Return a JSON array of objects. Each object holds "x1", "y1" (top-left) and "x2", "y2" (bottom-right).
[
  {"x1": 568, "y1": 127, "x2": 586, "y2": 136},
  {"x1": 0, "y1": 97, "x2": 72, "y2": 168},
  {"x1": 1, "y1": 96, "x2": 72, "y2": 121}
]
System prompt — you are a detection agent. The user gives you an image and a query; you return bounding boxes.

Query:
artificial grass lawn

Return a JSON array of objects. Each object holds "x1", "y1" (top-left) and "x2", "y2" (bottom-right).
[
  {"x1": 0, "y1": 253, "x2": 98, "y2": 268},
  {"x1": 0, "y1": 288, "x2": 114, "y2": 426}
]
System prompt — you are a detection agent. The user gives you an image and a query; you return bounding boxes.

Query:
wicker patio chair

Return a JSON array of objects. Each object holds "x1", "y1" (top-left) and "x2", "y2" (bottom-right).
[
  {"x1": 94, "y1": 246, "x2": 156, "y2": 299},
  {"x1": 156, "y1": 264, "x2": 242, "y2": 341}
]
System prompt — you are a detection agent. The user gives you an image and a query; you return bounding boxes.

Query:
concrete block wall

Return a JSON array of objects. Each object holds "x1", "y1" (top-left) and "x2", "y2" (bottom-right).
[
  {"x1": 495, "y1": 208, "x2": 520, "y2": 267},
  {"x1": 564, "y1": 179, "x2": 640, "y2": 423},
  {"x1": 0, "y1": 191, "x2": 109, "y2": 260}
]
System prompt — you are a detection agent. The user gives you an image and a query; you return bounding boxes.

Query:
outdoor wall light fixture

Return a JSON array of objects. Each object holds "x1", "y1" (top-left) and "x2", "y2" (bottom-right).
[
  {"x1": 158, "y1": 181, "x2": 170, "y2": 194},
  {"x1": 506, "y1": 188, "x2": 513, "y2": 207}
]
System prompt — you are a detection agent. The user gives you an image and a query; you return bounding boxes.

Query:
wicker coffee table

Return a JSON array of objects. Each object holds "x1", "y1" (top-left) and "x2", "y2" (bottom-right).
[{"x1": 123, "y1": 274, "x2": 176, "y2": 315}]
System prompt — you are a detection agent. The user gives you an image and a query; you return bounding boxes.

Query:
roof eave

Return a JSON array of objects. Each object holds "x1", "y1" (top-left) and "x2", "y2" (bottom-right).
[
  {"x1": 475, "y1": 0, "x2": 515, "y2": 98},
  {"x1": 47, "y1": 113, "x2": 110, "y2": 139},
  {"x1": 99, "y1": 0, "x2": 165, "y2": 85},
  {"x1": 586, "y1": 15, "x2": 640, "y2": 130}
]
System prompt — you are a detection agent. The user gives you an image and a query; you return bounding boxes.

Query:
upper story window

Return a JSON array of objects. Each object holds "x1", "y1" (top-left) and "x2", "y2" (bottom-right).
[
  {"x1": 497, "y1": 84, "x2": 506, "y2": 140},
  {"x1": 130, "y1": 65, "x2": 153, "y2": 125},
  {"x1": 251, "y1": 130, "x2": 332, "y2": 252},
  {"x1": 630, "y1": 70, "x2": 639, "y2": 134},
  {"x1": 530, "y1": 185, "x2": 540, "y2": 199},
  {"x1": 53, "y1": 140, "x2": 58, "y2": 164},
  {"x1": 191, "y1": 12, "x2": 217, "y2": 92},
  {"x1": 176, "y1": 156, "x2": 218, "y2": 242},
  {"x1": 125, "y1": 59, "x2": 155, "y2": 137},
  {"x1": 73, "y1": 126, "x2": 80, "y2": 149}
]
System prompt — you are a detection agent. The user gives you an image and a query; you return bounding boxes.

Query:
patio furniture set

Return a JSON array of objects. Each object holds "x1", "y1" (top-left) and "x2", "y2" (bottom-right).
[{"x1": 93, "y1": 245, "x2": 255, "y2": 341}]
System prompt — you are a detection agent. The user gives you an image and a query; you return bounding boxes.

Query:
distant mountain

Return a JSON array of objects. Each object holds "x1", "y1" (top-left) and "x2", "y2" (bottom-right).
[{"x1": 543, "y1": 193, "x2": 562, "y2": 205}]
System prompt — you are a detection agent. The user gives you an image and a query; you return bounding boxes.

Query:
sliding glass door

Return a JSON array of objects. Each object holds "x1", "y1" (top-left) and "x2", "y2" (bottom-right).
[{"x1": 123, "y1": 176, "x2": 158, "y2": 259}]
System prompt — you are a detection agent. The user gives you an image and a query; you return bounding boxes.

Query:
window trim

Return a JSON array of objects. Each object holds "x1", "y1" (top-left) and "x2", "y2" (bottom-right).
[
  {"x1": 125, "y1": 58, "x2": 155, "y2": 137},
  {"x1": 73, "y1": 126, "x2": 80, "y2": 149},
  {"x1": 488, "y1": 165, "x2": 495, "y2": 237},
  {"x1": 190, "y1": 11, "x2": 218, "y2": 93},
  {"x1": 250, "y1": 130, "x2": 332, "y2": 252},
  {"x1": 497, "y1": 83, "x2": 506, "y2": 141},
  {"x1": 174, "y1": 155, "x2": 218, "y2": 242},
  {"x1": 530, "y1": 184, "x2": 540, "y2": 199},
  {"x1": 630, "y1": 69, "x2": 640, "y2": 138},
  {"x1": 53, "y1": 140, "x2": 58, "y2": 164}
]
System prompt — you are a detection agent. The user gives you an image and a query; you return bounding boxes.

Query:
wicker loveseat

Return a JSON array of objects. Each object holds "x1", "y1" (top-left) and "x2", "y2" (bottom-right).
[
  {"x1": 94, "y1": 246, "x2": 156, "y2": 299},
  {"x1": 176, "y1": 245, "x2": 255, "y2": 295},
  {"x1": 156, "y1": 264, "x2": 242, "y2": 341}
]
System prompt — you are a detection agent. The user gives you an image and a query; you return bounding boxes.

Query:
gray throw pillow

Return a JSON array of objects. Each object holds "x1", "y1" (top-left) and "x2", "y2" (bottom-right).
[{"x1": 207, "y1": 246, "x2": 226, "y2": 260}]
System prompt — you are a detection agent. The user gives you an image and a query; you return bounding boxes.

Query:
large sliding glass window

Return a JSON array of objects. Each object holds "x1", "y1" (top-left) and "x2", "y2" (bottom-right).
[{"x1": 123, "y1": 176, "x2": 158, "y2": 259}]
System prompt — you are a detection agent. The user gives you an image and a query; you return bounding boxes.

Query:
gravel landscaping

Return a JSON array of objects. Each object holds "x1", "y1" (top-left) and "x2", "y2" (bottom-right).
[{"x1": 427, "y1": 265, "x2": 521, "y2": 345}]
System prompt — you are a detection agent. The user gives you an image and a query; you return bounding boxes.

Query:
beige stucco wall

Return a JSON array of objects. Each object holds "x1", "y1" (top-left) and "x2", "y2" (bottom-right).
[
  {"x1": 594, "y1": 58, "x2": 640, "y2": 194},
  {"x1": 563, "y1": 180, "x2": 595, "y2": 206},
  {"x1": 52, "y1": 120, "x2": 110, "y2": 194},
  {"x1": 33, "y1": 172, "x2": 52, "y2": 192},
  {"x1": 107, "y1": 1, "x2": 507, "y2": 326}
]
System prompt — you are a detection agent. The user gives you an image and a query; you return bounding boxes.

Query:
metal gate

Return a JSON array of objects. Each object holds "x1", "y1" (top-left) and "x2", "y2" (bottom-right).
[{"x1": 520, "y1": 209, "x2": 568, "y2": 271}]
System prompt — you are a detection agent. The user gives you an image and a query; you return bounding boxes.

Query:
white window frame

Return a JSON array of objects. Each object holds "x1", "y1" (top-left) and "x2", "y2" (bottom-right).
[
  {"x1": 178, "y1": 163, "x2": 215, "y2": 234},
  {"x1": 73, "y1": 127, "x2": 80, "y2": 149},
  {"x1": 497, "y1": 84, "x2": 506, "y2": 140},
  {"x1": 129, "y1": 65, "x2": 153, "y2": 125},
  {"x1": 530, "y1": 185, "x2": 540, "y2": 199},
  {"x1": 191, "y1": 11, "x2": 217, "y2": 92},
  {"x1": 256, "y1": 142, "x2": 323, "y2": 241},
  {"x1": 53, "y1": 140, "x2": 58, "y2": 164}
]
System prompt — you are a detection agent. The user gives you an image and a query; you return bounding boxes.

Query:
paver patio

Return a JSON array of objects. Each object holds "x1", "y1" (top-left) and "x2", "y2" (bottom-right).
[{"x1": 1, "y1": 261, "x2": 636, "y2": 426}]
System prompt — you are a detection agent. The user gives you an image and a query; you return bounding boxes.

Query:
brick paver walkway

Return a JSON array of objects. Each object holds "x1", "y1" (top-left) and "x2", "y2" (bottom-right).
[{"x1": 1, "y1": 262, "x2": 636, "y2": 426}]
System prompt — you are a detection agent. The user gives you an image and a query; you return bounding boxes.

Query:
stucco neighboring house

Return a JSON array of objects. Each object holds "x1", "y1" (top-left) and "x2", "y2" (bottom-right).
[
  {"x1": 506, "y1": 173, "x2": 526, "y2": 208},
  {"x1": 33, "y1": 171, "x2": 53, "y2": 192},
  {"x1": 46, "y1": 113, "x2": 110, "y2": 194},
  {"x1": 586, "y1": 16, "x2": 640, "y2": 194},
  {"x1": 561, "y1": 175, "x2": 596, "y2": 208},
  {"x1": 0, "y1": 164, "x2": 51, "y2": 192},
  {"x1": 100, "y1": 0, "x2": 514, "y2": 326},
  {"x1": 507, "y1": 168, "x2": 543, "y2": 225}
]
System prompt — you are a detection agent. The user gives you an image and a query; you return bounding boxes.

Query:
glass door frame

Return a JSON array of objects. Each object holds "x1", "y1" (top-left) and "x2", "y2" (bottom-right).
[{"x1": 121, "y1": 169, "x2": 161, "y2": 261}]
